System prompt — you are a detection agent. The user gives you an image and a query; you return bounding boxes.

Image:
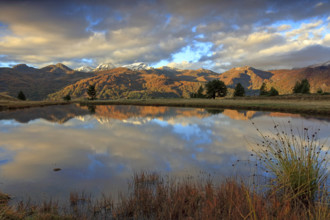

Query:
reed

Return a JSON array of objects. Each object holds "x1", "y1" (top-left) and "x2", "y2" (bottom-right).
[{"x1": 252, "y1": 121, "x2": 329, "y2": 209}]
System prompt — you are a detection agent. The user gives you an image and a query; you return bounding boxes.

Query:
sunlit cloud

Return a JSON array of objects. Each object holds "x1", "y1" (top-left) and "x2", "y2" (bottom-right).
[{"x1": 0, "y1": 0, "x2": 329, "y2": 71}]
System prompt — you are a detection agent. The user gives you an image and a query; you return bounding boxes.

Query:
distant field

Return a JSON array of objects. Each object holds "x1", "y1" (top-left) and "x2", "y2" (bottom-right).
[{"x1": 1, "y1": 95, "x2": 330, "y2": 116}]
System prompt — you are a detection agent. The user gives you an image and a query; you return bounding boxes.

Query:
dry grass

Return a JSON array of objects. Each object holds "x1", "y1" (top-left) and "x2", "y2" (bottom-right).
[
  {"x1": 0, "y1": 100, "x2": 70, "y2": 111},
  {"x1": 0, "y1": 171, "x2": 328, "y2": 219},
  {"x1": 1, "y1": 95, "x2": 330, "y2": 116},
  {"x1": 78, "y1": 95, "x2": 330, "y2": 116}
]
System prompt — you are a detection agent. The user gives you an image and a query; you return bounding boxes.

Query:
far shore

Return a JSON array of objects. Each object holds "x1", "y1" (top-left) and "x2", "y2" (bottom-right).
[{"x1": 1, "y1": 95, "x2": 330, "y2": 116}]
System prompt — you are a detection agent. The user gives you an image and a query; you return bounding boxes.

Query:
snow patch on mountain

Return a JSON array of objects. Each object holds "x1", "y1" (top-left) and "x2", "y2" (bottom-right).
[
  {"x1": 308, "y1": 60, "x2": 330, "y2": 68},
  {"x1": 74, "y1": 66, "x2": 94, "y2": 72},
  {"x1": 122, "y1": 62, "x2": 152, "y2": 71},
  {"x1": 94, "y1": 63, "x2": 116, "y2": 71}
]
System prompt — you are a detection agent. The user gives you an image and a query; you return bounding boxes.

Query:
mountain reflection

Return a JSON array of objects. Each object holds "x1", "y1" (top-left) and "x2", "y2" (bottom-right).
[
  {"x1": 0, "y1": 104, "x2": 304, "y2": 124},
  {"x1": 0, "y1": 105, "x2": 328, "y2": 202}
]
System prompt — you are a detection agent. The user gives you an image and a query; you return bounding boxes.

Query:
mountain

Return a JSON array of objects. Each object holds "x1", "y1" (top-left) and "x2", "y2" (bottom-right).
[
  {"x1": 74, "y1": 65, "x2": 94, "y2": 72},
  {"x1": 41, "y1": 63, "x2": 74, "y2": 74},
  {"x1": 94, "y1": 63, "x2": 116, "y2": 72},
  {"x1": 48, "y1": 67, "x2": 219, "y2": 100},
  {"x1": 218, "y1": 66, "x2": 274, "y2": 95},
  {"x1": 308, "y1": 60, "x2": 330, "y2": 68},
  {"x1": 217, "y1": 64, "x2": 330, "y2": 95},
  {"x1": 122, "y1": 62, "x2": 152, "y2": 71},
  {"x1": 1, "y1": 61, "x2": 329, "y2": 100},
  {"x1": 0, "y1": 63, "x2": 94, "y2": 100},
  {"x1": 268, "y1": 65, "x2": 330, "y2": 94}
]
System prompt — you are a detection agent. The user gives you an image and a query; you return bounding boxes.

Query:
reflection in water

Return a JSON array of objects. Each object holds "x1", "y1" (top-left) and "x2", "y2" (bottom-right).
[{"x1": 0, "y1": 105, "x2": 328, "y2": 202}]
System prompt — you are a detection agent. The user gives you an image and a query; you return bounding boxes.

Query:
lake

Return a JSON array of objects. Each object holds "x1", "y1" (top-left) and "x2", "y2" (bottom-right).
[{"x1": 0, "y1": 104, "x2": 329, "y2": 202}]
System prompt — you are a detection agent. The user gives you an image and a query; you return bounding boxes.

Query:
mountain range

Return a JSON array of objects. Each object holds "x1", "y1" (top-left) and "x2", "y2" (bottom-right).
[{"x1": 0, "y1": 61, "x2": 329, "y2": 100}]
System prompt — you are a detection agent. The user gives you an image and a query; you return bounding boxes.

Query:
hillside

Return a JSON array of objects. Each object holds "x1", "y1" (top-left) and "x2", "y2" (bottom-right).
[
  {"x1": 218, "y1": 65, "x2": 330, "y2": 95},
  {"x1": 48, "y1": 63, "x2": 330, "y2": 100},
  {"x1": 0, "y1": 64, "x2": 94, "y2": 100},
  {"x1": 48, "y1": 67, "x2": 220, "y2": 100},
  {"x1": 0, "y1": 92, "x2": 17, "y2": 101},
  {"x1": 1, "y1": 61, "x2": 329, "y2": 100}
]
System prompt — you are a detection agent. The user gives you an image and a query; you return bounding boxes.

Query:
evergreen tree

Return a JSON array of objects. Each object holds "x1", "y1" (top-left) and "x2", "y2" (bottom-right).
[
  {"x1": 259, "y1": 82, "x2": 268, "y2": 96},
  {"x1": 205, "y1": 80, "x2": 227, "y2": 99},
  {"x1": 17, "y1": 91, "x2": 26, "y2": 100},
  {"x1": 293, "y1": 79, "x2": 310, "y2": 94},
  {"x1": 190, "y1": 85, "x2": 206, "y2": 98},
  {"x1": 300, "y1": 79, "x2": 310, "y2": 94},
  {"x1": 269, "y1": 87, "x2": 279, "y2": 96},
  {"x1": 233, "y1": 83, "x2": 245, "y2": 97},
  {"x1": 63, "y1": 94, "x2": 71, "y2": 101},
  {"x1": 87, "y1": 85, "x2": 96, "y2": 100}
]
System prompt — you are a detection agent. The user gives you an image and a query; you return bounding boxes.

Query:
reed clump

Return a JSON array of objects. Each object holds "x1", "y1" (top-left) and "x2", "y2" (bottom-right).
[{"x1": 252, "y1": 120, "x2": 329, "y2": 210}]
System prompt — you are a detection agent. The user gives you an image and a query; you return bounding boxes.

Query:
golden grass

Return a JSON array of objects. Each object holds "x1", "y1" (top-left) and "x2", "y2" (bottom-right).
[
  {"x1": 1, "y1": 94, "x2": 330, "y2": 116},
  {"x1": 0, "y1": 100, "x2": 70, "y2": 111},
  {"x1": 78, "y1": 95, "x2": 330, "y2": 116}
]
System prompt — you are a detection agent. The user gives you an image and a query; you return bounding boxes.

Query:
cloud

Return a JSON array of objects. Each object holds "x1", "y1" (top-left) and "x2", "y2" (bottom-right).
[{"x1": 0, "y1": 0, "x2": 329, "y2": 70}]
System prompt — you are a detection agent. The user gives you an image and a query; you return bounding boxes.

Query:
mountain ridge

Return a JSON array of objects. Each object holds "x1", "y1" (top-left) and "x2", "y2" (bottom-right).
[{"x1": 1, "y1": 61, "x2": 329, "y2": 100}]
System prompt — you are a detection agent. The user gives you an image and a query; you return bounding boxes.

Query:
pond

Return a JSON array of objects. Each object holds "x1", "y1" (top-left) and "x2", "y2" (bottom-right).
[{"x1": 0, "y1": 104, "x2": 329, "y2": 202}]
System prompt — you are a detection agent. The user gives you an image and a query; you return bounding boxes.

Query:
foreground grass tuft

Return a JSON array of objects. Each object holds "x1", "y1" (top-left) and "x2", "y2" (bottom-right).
[{"x1": 252, "y1": 121, "x2": 329, "y2": 209}]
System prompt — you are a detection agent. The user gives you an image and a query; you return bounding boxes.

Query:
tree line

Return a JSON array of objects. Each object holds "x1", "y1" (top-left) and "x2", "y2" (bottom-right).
[
  {"x1": 14, "y1": 78, "x2": 323, "y2": 101},
  {"x1": 190, "y1": 78, "x2": 320, "y2": 99}
]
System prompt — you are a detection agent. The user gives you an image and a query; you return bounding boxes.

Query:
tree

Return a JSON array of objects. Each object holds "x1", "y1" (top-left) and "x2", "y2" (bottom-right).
[
  {"x1": 17, "y1": 91, "x2": 26, "y2": 100},
  {"x1": 259, "y1": 82, "x2": 268, "y2": 96},
  {"x1": 87, "y1": 85, "x2": 96, "y2": 100},
  {"x1": 268, "y1": 87, "x2": 279, "y2": 96},
  {"x1": 190, "y1": 85, "x2": 206, "y2": 98},
  {"x1": 63, "y1": 94, "x2": 71, "y2": 101},
  {"x1": 205, "y1": 79, "x2": 227, "y2": 99},
  {"x1": 293, "y1": 79, "x2": 310, "y2": 94},
  {"x1": 233, "y1": 83, "x2": 245, "y2": 97}
]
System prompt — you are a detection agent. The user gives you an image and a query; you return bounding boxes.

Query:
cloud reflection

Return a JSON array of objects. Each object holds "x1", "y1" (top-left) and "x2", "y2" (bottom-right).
[{"x1": 0, "y1": 105, "x2": 328, "y2": 202}]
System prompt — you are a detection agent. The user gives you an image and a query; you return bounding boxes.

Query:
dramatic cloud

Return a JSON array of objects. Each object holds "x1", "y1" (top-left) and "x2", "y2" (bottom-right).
[{"x1": 0, "y1": 0, "x2": 329, "y2": 71}]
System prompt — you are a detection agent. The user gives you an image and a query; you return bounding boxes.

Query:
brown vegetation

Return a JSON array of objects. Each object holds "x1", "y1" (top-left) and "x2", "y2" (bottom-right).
[{"x1": 0, "y1": 172, "x2": 328, "y2": 219}]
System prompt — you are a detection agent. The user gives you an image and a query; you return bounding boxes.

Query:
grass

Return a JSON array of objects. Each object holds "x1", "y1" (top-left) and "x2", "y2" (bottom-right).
[
  {"x1": 1, "y1": 94, "x2": 330, "y2": 116},
  {"x1": 251, "y1": 121, "x2": 329, "y2": 209},
  {"x1": 78, "y1": 95, "x2": 330, "y2": 116},
  {"x1": 0, "y1": 122, "x2": 328, "y2": 219},
  {"x1": 0, "y1": 100, "x2": 69, "y2": 111}
]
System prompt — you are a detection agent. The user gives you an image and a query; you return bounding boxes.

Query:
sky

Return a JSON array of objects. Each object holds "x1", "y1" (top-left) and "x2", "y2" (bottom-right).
[{"x1": 0, "y1": 0, "x2": 329, "y2": 72}]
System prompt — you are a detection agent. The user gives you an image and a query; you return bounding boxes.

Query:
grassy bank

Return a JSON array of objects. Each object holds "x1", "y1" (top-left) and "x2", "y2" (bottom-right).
[
  {"x1": 0, "y1": 100, "x2": 70, "y2": 111},
  {"x1": 78, "y1": 95, "x2": 330, "y2": 116},
  {"x1": 1, "y1": 95, "x2": 330, "y2": 116}
]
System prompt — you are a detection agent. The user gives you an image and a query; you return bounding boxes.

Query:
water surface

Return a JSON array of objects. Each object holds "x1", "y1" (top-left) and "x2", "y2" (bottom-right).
[{"x1": 0, "y1": 104, "x2": 328, "y2": 202}]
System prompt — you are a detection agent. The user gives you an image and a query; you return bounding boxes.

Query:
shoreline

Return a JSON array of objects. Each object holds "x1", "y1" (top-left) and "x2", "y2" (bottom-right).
[{"x1": 1, "y1": 96, "x2": 330, "y2": 116}]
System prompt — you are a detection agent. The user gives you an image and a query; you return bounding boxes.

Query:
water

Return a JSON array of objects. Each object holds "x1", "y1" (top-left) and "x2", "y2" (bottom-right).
[{"x1": 0, "y1": 104, "x2": 329, "y2": 202}]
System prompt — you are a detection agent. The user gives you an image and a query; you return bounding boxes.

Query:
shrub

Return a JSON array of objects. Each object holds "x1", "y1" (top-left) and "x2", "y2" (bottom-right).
[
  {"x1": 252, "y1": 121, "x2": 329, "y2": 208},
  {"x1": 317, "y1": 88, "x2": 323, "y2": 94}
]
